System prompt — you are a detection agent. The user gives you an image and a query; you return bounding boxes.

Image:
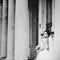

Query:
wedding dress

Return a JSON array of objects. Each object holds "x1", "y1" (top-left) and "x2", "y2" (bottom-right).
[{"x1": 35, "y1": 36, "x2": 54, "y2": 60}]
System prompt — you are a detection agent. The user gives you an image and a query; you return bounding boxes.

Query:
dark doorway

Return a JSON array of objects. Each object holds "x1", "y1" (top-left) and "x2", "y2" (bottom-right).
[{"x1": 28, "y1": 0, "x2": 39, "y2": 59}]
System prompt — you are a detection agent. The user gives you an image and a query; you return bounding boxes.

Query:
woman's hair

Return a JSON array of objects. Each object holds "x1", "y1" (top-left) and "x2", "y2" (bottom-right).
[{"x1": 44, "y1": 30, "x2": 51, "y2": 37}]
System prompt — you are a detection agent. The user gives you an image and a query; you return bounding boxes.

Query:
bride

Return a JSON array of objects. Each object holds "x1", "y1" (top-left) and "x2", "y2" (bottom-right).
[{"x1": 35, "y1": 30, "x2": 54, "y2": 60}]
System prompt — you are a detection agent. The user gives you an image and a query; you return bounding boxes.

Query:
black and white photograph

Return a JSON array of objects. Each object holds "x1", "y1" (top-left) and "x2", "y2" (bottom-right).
[{"x1": 0, "y1": 0, "x2": 59, "y2": 60}]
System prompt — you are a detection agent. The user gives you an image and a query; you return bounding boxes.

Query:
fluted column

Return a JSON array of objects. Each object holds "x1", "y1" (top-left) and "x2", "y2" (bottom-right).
[
  {"x1": 54, "y1": 0, "x2": 60, "y2": 60},
  {"x1": 52, "y1": 0, "x2": 55, "y2": 32},
  {"x1": 6, "y1": 0, "x2": 15, "y2": 60},
  {"x1": 1, "y1": 0, "x2": 8, "y2": 58},
  {"x1": 15, "y1": 0, "x2": 29, "y2": 60},
  {"x1": 38, "y1": 0, "x2": 42, "y2": 45}
]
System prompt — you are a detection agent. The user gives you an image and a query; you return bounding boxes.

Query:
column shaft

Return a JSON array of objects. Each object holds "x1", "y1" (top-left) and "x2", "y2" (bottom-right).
[
  {"x1": 15, "y1": 0, "x2": 29, "y2": 60},
  {"x1": 52, "y1": 0, "x2": 55, "y2": 32},
  {"x1": 1, "y1": 0, "x2": 8, "y2": 58},
  {"x1": 7, "y1": 0, "x2": 15, "y2": 59},
  {"x1": 38, "y1": 0, "x2": 42, "y2": 45}
]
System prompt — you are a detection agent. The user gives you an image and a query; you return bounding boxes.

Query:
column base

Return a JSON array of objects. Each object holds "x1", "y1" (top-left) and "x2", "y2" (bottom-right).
[{"x1": 5, "y1": 58, "x2": 14, "y2": 60}]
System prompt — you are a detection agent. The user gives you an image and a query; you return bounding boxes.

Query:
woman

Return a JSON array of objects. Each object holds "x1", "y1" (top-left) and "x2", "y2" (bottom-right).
[
  {"x1": 35, "y1": 30, "x2": 54, "y2": 60},
  {"x1": 36, "y1": 30, "x2": 50, "y2": 53}
]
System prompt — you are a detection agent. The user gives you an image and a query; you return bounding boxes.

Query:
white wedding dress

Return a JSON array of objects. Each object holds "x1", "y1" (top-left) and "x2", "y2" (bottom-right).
[{"x1": 35, "y1": 36, "x2": 54, "y2": 60}]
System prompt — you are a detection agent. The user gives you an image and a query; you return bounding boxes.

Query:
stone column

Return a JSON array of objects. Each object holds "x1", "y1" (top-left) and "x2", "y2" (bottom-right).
[
  {"x1": 51, "y1": 0, "x2": 55, "y2": 51},
  {"x1": 15, "y1": 0, "x2": 29, "y2": 60},
  {"x1": 6, "y1": 0, "x2": 15, "y2": 60},
  {"x1": 52, "y1": 0, "x2": 55, "y2": 32},
  {"x1": 38, "y1": 0, "x2": 42, "y2": 45},
  {"x1": 42, "y1": 0, "x2": 46, "y2": 32},
  {"x1": 1, "y1": 0, "x2": 8, "y2": 58},
  {"x1": 54, "y1": 0, "x2": 60, "y2": 60}
]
